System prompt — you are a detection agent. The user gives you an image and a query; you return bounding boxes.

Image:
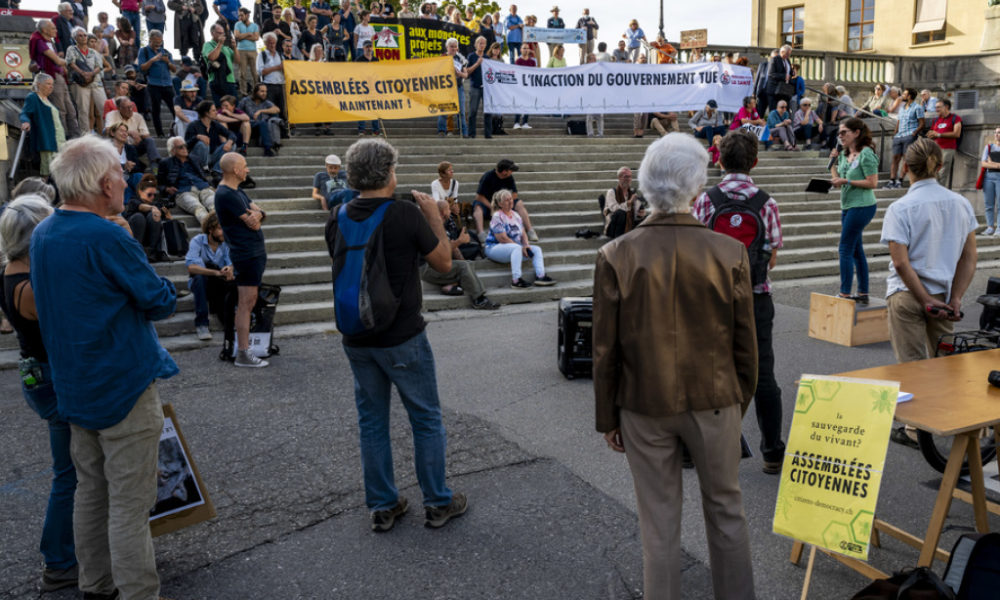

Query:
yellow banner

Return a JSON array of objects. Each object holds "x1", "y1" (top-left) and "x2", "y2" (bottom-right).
[
  {"x1": 772, "y1": 375, "x2": 898, "y2": 561},
  {"x1": 282, "y1": 56, "x2": 459, "y2": 124}
]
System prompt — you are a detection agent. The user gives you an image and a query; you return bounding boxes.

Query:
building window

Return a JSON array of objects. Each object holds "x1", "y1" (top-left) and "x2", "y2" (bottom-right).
[
  {"x1": 847, "y1": 0, "x2": 874, "y2": 52},
  {"x1": 912, "y1": 0, "x2": 947, "y2": 44},
  {"x1": 781, "y1": 6, "x2": 805, "y2": 49}
]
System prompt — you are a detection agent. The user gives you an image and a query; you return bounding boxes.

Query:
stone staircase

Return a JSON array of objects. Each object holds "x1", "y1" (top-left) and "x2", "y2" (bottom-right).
[{"x1": 2, "y1": 113, "x2": 998, "y2": 366}]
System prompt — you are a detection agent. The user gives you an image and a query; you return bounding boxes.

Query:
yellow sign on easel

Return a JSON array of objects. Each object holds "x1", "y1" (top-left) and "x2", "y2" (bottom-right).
[{"x1": 773, "y1": 375, "x2": 898, "y2": 561}]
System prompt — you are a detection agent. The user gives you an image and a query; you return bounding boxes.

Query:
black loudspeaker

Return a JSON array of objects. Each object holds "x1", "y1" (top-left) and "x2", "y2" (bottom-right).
[{"x1": 558, "y1": 297, "x2": 593, "y2": 379}]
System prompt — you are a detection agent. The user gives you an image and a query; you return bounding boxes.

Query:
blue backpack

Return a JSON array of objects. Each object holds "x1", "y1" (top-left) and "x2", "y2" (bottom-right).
[{"x1": 330, "y1": 200, "x2": 400, "y2": 336}]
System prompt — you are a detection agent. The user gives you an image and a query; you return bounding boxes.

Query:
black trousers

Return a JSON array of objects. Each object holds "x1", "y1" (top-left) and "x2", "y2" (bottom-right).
[
  {"x1": 265, "y1": 83, "x2": 287, "y2": 124},
  {"x1": 752, "y1": 292, "x2": 785, "y2": 462},
  {"x1": 605, "y1": 210, "x2": 630, "y2": 239},
  {"x1": 147, "y1": 84, "x2": 175, "y2": 137},
  {"x1": 127, "y1": 212, "x2": 164, "y2": 256}
]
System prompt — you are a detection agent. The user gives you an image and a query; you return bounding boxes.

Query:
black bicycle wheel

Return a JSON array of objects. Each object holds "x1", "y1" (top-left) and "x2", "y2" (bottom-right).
[{"x1": 916, "y1": 428, "x2": 997, "y2": 476}]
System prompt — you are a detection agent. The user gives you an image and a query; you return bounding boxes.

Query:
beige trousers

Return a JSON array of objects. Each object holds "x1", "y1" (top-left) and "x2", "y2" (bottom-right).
[
  {"x1": 73, "y1": 83, "x2": 109, "y2": 133},
  {"x1": 887, "y1": 290, "x2": 954, "y2": 363},
  {"x1": 936, "y1": 148, "x2": 955, "y2": 189},
  {"x1": 235, "y1": 49, "x2": 259, "y2": 97},
  {"x1": 71, "y1": 383, "x2": 163, "y2": 600},
  {"x1": 175, "y1": 187, "x2": 216, "y2": 224},
  {"x1": 621, "y1": 405, "x2": 755, "y2": 600}
]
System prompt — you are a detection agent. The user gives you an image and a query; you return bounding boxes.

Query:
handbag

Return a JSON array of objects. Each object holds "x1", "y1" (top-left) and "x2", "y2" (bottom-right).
[
  {"x1": 776, "y1": 81, "x2": 796, "y2": 98},
  {"x1": 978, "y1": 167, "x2": 987, "y2": 191},
  {"x1": 69, "y1": 57, "x2": 93, "y2": 86}
]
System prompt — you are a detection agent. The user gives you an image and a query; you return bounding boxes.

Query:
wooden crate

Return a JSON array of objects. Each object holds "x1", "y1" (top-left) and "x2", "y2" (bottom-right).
[{"x1": 808, "y1": 292, "x2": 889, "y2": 347}]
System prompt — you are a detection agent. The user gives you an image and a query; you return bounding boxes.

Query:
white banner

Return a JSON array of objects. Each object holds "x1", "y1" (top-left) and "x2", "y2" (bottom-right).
[
  {"x1": 482, "y1": 60, "x2": 753, "y2": 115},
  {"x1": 523, "y1": 27, "x2": 587, "y2": 44}
]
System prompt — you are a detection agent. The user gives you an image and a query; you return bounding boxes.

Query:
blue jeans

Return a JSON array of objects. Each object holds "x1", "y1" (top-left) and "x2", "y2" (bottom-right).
[
  {"x1": 190, "y1": 139, "x2": 233, "y2": 175},
  {"x1": 507, "y1": 41, "x2": 521, "y2": 62},
  {"x1": 146, "y1": 19, "x2": 166, "y2": 35},
  {"x1": 250, "y1": 118, "x2": 273, "y2": 148},
  {"x1": 123, "y1": 10, "x2": 141, "y2": 38},
  {"x1": 437, "y1": 85, "x2": 467, "y2": 136},
  {"x1": 188, "y1": 274, "x2": 237, "y2": 339},
  {"x1": 984, "y1": 172, "x2": 1000, "y2": 228},
  {"x1": 467, "y1": 86, "x2": 491, "y2": 138},
  {"x1": 22, "y1": 361, "x2": 77, "y2": 569},
  {"x1": 514, "y1": 114, "x2": 529, "y2": 126},
  {"x1": 694, "y1": 125, "x2": 727, "y2": 140},
  {"x1": 839, "y1": 204, "x2": 877, "y2": 295},
  {"x1": 342, "y1": 330, "x2": 453, "y2": 511},
  {"x1": 357, "y1": 120, "x2": 381, "y2": 134}
]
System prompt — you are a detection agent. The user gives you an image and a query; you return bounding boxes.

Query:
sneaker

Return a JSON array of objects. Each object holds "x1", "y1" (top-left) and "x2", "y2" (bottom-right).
[
  {"x1": 424, "y1": 492, "x2": 467, "y2": 528},
  {"x1": 371, "y1": 497, "x2": 408, "y2": 532},
  {"x1": 263, "y1": 147, "x2": 276, "y2": 157},
  {"x1": 882, "y1": 179, "x2": 897, "y2": 189},
  {"x1": 195, "y1": 325, "x2": 212, "y2": 341},
  {"x1": 476, "y1": 230, "x2": 487, "y2": 244},
  {"x1": 234, "y1": 349, "x2": 269, "y2": 368},
  {"x1": 511, "y1": 278, "x2": 531, "y2": 288},
  {"x1": 472, "y1": 295, "x2": 500, "y2": 310},
  {"x1": 993, "y1": 229, "x2": 1000, "y2": 238},
  {"x1": 41, "y1": 564, "x2": 78, "y2": 592},
  {"x1": 521, "y1": 123, "x2": 532, "y2": 129},
  {"x1": 512, "y1": 123, "x2": 521, "y2": 129},
  {"x1": 984, "y1": 226, "x2": 996, "y2": 235},
  {"x1": 762, "y1": 459, "x2": 783, "y2": 475},
  {"x1": 533, "y1": 275, "x2": 556, "y2": 286},
  {"x1": 527, "y1": 229, "x2": 539, "y2": 242}
]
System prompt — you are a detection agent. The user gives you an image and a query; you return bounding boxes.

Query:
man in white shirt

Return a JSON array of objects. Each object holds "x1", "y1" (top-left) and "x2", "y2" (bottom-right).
[
  {"x1": 256, "y1": 32, "x2": 286, "y2": 128},
  {"x1": 105, "y1": 97, "x2": 162, "y2": 162}
]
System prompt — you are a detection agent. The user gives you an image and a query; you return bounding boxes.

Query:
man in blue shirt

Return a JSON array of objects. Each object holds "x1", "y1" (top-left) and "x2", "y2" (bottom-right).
[
  {"x1": 311, "y1": 0, "x2": 333, "y2": 29},
  {"x1": 186, "y1": 211, "x2": 237, "y2": 348},
  {"x1": 213, "y1": 0, "x2": 241, "y2": 29},
  {"x1": 504, "y1": 4, "x2": 523, "y2": 62},
  {"x1": 31, "y1": 135, "x2": 177, "y2": 600},
  {"x1": 137, "y1": 29, "x2": 178, "y2": 137},
  {"x1": 886, "y1": 87, "x2": 926, "y2": 189}
]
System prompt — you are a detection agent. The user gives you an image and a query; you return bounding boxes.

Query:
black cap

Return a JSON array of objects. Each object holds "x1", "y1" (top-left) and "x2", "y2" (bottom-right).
[
  {"x1": 497, "y1": 158, "x2": 519, "y2": 172},
  {"x1": 707, "y1": 99, "x2": 718, "y2": 108},
  {"x1": 181, "y1": 56, "x2": 194, "y2": 66}
]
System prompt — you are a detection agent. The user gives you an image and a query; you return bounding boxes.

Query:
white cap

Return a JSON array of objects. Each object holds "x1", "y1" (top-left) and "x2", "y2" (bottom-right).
[{"x1": 325, "y1": 154, "x2": 341, "y2": 165}]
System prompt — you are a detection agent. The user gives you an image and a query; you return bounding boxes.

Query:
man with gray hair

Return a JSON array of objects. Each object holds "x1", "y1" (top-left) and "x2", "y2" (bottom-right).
[
  {"x1": 105, "y1": 97, "x2": 162, "y2": 162},
  {"x1": 29, "y1": 19, "x2": 80, "y2": 138},
  {"x1": 30, "y1": 135, "x2": 178, "y2": 600},
  {"x1": 324, "y1": 138, "x2": 469, "y2": 532},
  {"x1": 594, "y1": 133, "x2": 757, "y2": 600},
  {"x1": 159, "y1": 136, "x2": 216, "y2": 224},
  {"x1": 137, "y1": 29, "x2": 178, "y2": 137}
]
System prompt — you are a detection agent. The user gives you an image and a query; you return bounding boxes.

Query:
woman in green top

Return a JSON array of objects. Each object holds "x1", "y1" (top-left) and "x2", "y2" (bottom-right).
[
  {"x1": 830, "y1": 117, "x2": 879, "y2": 304},
  {"x1": 546, "y1": 44, "x2": 567, "y2": 68}
]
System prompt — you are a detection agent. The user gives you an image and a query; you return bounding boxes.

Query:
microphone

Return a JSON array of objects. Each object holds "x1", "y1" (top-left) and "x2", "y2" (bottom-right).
[{"x1": 989, "y1": 371, "x2": 1000, "y2": 389}]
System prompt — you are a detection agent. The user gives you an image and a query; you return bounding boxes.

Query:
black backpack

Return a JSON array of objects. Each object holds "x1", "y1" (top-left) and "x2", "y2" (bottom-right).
[
  {"x1": 706, "y1": 186, "x2": 772, "y2": 287},
  {"x1": 943, "y1": 533, "x2": 1000, "y2": 599}
]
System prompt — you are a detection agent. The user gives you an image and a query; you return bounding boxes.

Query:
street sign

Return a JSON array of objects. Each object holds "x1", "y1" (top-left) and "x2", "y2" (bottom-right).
[
  {"x1": 680, "y1": 29, "x2": 708, "y2": 49},
  {"x1": 0, "y1": 45, "x2": 31, "y2": 86}
]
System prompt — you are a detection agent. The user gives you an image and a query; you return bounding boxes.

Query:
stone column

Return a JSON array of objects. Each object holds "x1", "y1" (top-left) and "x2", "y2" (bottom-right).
[{"x1": 982, "y1": 5, "x2": 1000, "y2": 51}]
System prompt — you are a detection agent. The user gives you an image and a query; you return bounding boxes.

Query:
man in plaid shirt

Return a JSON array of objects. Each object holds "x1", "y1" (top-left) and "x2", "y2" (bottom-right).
[{"x1": 693, "y1": 129, "x2": 786, "y2": 474}]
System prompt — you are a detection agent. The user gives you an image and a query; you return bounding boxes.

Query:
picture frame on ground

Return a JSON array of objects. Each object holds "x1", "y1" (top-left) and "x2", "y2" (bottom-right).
[{"x1": 149, "y1": 404, "x2": 217, "y2": 537}]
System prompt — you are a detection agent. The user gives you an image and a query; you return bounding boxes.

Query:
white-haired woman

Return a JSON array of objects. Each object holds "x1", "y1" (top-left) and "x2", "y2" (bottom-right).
[
  {"x1": 281, "y1": 7, "x2": 302, "y2": 57},
  {"x1": 0, "y1": 195, "x2": 78, "y2": 590},
  {"x1": 594, "y1": 132, "x2": 756, "y2": 600},
  {"x1": 19, "y1": 74, "x2": 64, "y2": 177},
  {"x1": 65, "y1": 27, "x2": 107, "y2": 134},
  {"x1": 484, "y1": 189, "x2": 555, "y2": 288}
]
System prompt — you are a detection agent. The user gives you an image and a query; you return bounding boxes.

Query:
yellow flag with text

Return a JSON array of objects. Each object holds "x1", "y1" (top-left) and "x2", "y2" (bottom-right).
[
  {"x1": 772, "y1": 375, "x2": 898, "y2": 561},
  {"x1": 282, "y1": 56, "x2": 459, "y2": 123}
]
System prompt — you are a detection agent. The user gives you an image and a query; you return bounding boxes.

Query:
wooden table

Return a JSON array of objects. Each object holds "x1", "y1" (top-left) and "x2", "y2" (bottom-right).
[{"x1": 792, "y1": 349, "x2": 1000, "y2": 575}]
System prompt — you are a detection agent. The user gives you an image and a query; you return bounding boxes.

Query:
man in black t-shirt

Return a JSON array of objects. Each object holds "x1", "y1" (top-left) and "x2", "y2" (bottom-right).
[
  {"x1": 473, "y1": 158, "x2": 538, "y2": 243},
  {"x1": 324, "y1": 138, "x2": 468, "y2": 532},
  {"x1": 215, "y1": 152, "x2": 269, "y2": 368}
]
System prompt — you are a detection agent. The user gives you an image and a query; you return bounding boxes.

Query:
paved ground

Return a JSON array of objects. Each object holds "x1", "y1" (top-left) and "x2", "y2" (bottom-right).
[{"x1": 3, "y1": 269, "x2": 1000, "y2": 600}]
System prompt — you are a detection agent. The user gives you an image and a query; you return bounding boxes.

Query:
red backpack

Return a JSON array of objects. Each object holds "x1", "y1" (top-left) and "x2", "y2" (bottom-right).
[{"x1": 706, "y1": 186, "x2": 772, "y2": 286}]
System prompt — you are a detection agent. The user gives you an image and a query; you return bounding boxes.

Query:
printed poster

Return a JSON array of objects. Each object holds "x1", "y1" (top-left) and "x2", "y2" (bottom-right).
[
  {"x1": 482, "y1": 60, "x2": 753, "y2": 115},
  {"x1": 0, "y1": 45, "x2": 31, "y2": 85},
  {"x1": 283, "y1": 56, "x2": 458, "y2": 123},
  {"x1": 149, "y1": 416, "x2": 205, "y2": 521},
  {"x1": 370, "y1": 17, "x2": 475, "y2": 61},
  {"x1": 772, "y1": 375, "x2": 898, "y2": 560}
]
